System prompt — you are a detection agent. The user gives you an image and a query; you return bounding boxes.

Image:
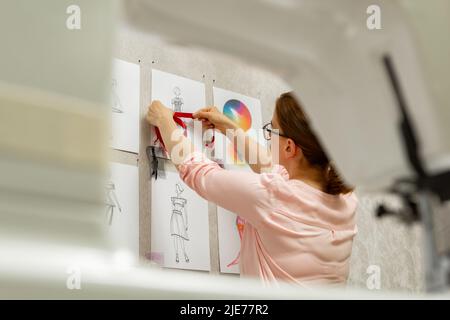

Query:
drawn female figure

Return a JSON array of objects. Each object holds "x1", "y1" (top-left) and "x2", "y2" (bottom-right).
[
  {"x1": 171, "y1": 86, "x2": 184, "y2": 112},
  {"x1": 105, "y1": 181, "x2": 122, "y2": 225},
  {"x1": 170, "y1": 183, "x2": 189, "y2": 263},
  {"x1": 226, "y1": 216, "x2": 245, "y2": 268},
  {"x1": 111, "y1": 78, "x2": 124, "y2": 113}
]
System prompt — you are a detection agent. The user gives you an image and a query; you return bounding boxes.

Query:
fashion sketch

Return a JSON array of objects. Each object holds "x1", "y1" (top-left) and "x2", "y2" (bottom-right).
[
  {"x1": 171, "y1": 86, "x2": 184, "y2": 112},
  {"x1": 227, "y1": 216, "x2": 245, "y2": 268},
  {"x1": 111, "y1": 78, "x2": 124, "y2": 113},
  {"x1": 105, "y1": 181, "x2": 122, "y2": 225},
  {"x1": 170, "y1": 183, "x2": 189, "y2": 263}
]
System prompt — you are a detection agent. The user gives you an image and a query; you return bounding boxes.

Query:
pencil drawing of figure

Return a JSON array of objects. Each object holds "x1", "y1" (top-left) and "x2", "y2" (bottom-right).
[
  {"x1": 171, "y1": 86, "x2": 184, "y2": 112},
  {"x1": 106, "y1": 181, "x2": 122, "y2": 225},
  {"x1": 227, "y1": 216, "x2": 245, "y2": 268},
  {"x1": 111, "y1": 78, "x2": 124, "y2": 113},
  {"x1": 170, "y1": 183, "x2": 189, "y2": 263}
]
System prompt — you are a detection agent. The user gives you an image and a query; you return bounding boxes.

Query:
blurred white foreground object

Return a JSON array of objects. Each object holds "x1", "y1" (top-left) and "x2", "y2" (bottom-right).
[{"x1": 124, "y1": 0, "x2": 450, "y2": 292}]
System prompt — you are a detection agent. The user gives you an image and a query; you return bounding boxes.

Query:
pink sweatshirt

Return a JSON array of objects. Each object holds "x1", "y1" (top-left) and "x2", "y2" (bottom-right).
[{"x1": 178, "y1": 152, "x2": 358, "y2": 288}]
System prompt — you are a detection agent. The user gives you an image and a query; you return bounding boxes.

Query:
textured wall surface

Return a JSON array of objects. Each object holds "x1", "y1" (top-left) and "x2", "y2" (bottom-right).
[
  {"x1": 347, "y1": 193, "x2": 425, "y2": 292},
  {"x1": 112, "y1": 24, "x2": 426, "y2": 292}
]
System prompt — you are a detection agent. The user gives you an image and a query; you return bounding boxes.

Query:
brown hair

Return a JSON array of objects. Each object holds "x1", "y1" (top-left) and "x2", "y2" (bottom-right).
[{"x1": 275, "y1": 92, "x2": 354, "y2": 195}]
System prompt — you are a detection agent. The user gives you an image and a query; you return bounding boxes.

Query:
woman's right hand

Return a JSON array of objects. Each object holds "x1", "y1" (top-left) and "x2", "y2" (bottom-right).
[{"x1": 193, "y1": 106, "x2": 238, "y2": 135}]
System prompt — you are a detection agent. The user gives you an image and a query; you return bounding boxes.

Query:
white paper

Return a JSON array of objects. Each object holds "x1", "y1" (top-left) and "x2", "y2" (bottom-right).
[
  {"x1": 213, "y1": 88, "x2": 263, "y2": 273},
  {"x1": 151, "y1": 69, "x2": 207, "y2": 152},
  {"x1": 217, "y1": 207, "x2": 243, "y2": 274},
  {"x1": 212, "y1": 87, "x2": 264, "y2": 168},
  {"x1": 150, "y1": 170, "x2": 211, "y2": 271},
  {"x1": 110, "y1": 59, "x2": 140, "y2": 153},
  {"x1": 105, "y1": 162, "x2": 139, "y2": 258}
]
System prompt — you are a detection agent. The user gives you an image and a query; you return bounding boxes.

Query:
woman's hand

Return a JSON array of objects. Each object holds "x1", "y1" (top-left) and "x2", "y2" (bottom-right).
[
  {"x1": 193, "y1": 106, "x2": 238, "y2": 135},
  {"x1": 146, "y1": 100, "x2": 193, "y2": 164},
  {"x1": 146, "y1": 100, "x2": 174, "y2": 127}
]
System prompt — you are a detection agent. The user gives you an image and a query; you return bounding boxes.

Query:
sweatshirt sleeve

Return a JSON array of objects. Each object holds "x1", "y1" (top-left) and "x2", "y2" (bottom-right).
[{"x1": 178, "y1": 151, "x2": 277, "y2": 228}]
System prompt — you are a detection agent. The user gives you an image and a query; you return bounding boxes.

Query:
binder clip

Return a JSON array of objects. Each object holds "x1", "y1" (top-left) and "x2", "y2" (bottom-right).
[{"x1": 146, "y1": 145, "x2": 169, "y2": 180}]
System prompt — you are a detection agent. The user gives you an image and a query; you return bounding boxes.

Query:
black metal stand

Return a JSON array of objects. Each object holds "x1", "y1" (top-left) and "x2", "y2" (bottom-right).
[{"x1": 377, "y1": 55, "x2": 450, "y2": 291}]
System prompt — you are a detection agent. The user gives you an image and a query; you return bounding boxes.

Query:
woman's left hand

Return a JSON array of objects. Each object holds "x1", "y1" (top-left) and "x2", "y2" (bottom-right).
[{"x1": 146, "y1": 100, "x2": 174, "y2": 127}]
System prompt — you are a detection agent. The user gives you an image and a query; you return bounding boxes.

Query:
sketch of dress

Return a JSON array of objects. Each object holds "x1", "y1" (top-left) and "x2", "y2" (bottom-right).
[
  {"x1": 171, "y1": 86, "x2": 184, "y2": 112},
  {"x1": 111, "y1": 78, "x2": 124, "y2": 113},
  {"x1": 106, "y1": 181, "x2": 122, "y2": 225},
  {"x1": 170, "y1": 183, "x2": 189, "y2": 263}
]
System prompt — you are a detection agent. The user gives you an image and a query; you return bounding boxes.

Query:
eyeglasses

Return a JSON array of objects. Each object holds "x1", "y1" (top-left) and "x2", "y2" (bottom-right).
[{"x1": 262, "y1": 122, "x2": 290, "y2": 141}]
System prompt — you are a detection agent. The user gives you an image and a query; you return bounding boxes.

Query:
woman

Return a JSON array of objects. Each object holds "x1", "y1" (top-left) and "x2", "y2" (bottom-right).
[{"x1": 147, "y1": 92, "x2": 358, "y2": 287}]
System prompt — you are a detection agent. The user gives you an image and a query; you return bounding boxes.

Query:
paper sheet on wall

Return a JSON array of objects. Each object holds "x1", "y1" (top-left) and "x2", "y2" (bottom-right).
[
  {"x1": 110, "y1": 59, "x2": 140, "y2": 153},
  {"x1": 212, "y1": 87, "x2": 264, "y2": 169},
  {"x1": 105, "y1": 162, "x2": 139, "y2": 258},
  {"x1": 217, "y1": 207, "x2": 243, "y2": 274},
  {"x1": 150, "y1": 170, "x2": 211, "y2": 271},
  {"x1": 151, "y1": 69, "x2": 207, "y2": 153},
  {"x1": 213, "y1": 88, "x2": 264, "y2": 273}
]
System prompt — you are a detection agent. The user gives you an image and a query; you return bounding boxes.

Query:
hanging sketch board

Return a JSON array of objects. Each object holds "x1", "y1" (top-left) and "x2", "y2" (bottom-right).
[
  {"x1": 213, "y1": 88, "x2": 264, "y2": 273},
  {"x1": 110, "y1": 58, "x2": 140, "y2": 153},
  {"x1": 105, "y1": 162, "x2": 139, "y2": 257},
  {"x1": 212, "y1": 87, "x2": 263, "y2": 168},
  {"x1": 150, "y1": 170, "x2": 211, "y2": 271},
  {"x1": 151, "y1": 69, "x2": 207, "y2": 153}
]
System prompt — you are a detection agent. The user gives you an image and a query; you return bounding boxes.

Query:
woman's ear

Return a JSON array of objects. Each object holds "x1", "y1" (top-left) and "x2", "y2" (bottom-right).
[
  {"x1": 286, "y1": 139, "x2": 302, "y2": 159},
  {"x1": 284, "y1": 138, "x2": 292, "y2": 153}
]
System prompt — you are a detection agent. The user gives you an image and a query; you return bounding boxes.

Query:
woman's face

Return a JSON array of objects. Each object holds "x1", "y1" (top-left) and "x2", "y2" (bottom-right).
[{"x1": 270, "y1": 112, "x2": 301, "y2": 167}]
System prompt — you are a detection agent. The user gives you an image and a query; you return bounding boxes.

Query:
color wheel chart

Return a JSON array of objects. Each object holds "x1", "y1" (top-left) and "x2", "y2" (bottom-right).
[
  {"x1": 223, "y1": 99, "x2": 252, "y2": 164},
  {"x1": 223, "y1": 99, "x2": 252, "y2": 131},
  {"x1": 212, "y1": 87, "x2": 263, "y2": 167}
]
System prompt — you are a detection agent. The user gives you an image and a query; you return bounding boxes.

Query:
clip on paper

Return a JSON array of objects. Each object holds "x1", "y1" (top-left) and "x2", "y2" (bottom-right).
[{"x1": 146, "y1": 145, "x2": 168, "y2": 180}]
